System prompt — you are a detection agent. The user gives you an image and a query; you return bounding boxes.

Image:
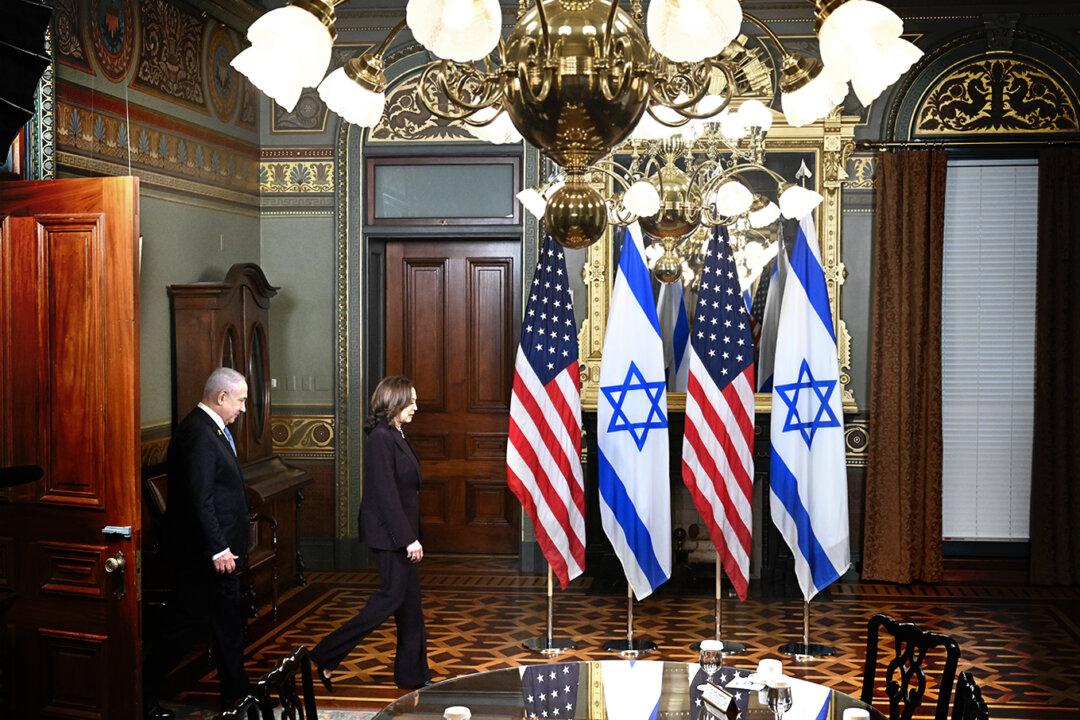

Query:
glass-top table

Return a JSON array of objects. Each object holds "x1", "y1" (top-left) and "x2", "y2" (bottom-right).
[{"x1": 373, "y1": 660, "x2": 884, "y2": 719}]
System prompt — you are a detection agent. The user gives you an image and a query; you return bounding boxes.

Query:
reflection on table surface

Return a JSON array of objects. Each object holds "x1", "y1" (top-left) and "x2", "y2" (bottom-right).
[{"x1": 373, "y1": 660, "x2": 884, "y2": 719}]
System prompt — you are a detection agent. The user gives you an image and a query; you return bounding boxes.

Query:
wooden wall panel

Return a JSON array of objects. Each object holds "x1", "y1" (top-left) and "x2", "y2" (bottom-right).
[{"x1": 466, "y1": 258, "x2": 513, "y2": 413}]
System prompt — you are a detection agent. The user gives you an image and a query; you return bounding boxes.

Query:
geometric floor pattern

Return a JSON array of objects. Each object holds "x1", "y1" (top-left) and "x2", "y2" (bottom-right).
[{"x1": 166, "y1": 558, "x2": 1080, "y2": 719}]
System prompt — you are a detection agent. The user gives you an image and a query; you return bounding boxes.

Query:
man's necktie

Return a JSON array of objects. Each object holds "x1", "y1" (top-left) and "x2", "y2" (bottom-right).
[{"x1": 223, "y1": 427, "x2": 237, "y2": 455}]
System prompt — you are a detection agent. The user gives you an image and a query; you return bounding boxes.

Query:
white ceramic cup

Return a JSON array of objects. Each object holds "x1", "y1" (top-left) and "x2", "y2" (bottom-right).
[
  {"x1": 842, "y1": 710, "x2": 871, "y2": 720},
  {"x1": 444, "y1": 706, "x2": 471, "y2": 720},
  {"x1": 756, "y1": 658, "x2": 783, "y2": 680},
  {"x1": 700, "y1": 639, "x2": 725, "y2": 652}
]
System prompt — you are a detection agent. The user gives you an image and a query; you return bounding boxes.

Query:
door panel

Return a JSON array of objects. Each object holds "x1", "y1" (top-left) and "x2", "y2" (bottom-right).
[
  {"x1": 385, "y1": 240, "x2": 520, "y2": 554},
  {"x1": 0, "y1": 177, "x2": 141, "y2": 719}
]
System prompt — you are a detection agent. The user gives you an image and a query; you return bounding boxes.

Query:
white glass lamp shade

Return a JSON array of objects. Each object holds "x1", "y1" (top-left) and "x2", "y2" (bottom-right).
[
  {"x1": 718, "y1": 108, "x2": 747, "y2": 141},
  {"x1": 647, "y1": 0, "x2": 743, "y2": 63},
  {"x1": 748, "y1": 199, "x2": 781, "y2": 228},
  {"x1": 778, "y1": 183, "x2": 824, "y2": 219},
  {"x1": 466, "y1": 106, "x2": 523, "y2": 144},
  {"x1": 737, "y1": 99, "x2": 773, "y2": 132},
  {"x1": 712, "y1": 179, "x2": 753, "y2": 217},
  {"x1": 818, "y1": 0, "x2": 903, "y2": 79},
  {"x1": 850, "y1": 36, "x2": 922, "y2": 105},
  {"x1": 516, "y1": 187, "x2": 547, "y2": 219},
  {"x1": 317, "y1": 68, "x2": 386, "y2": 127},
  {"x1": 406, "y1": 0, "x2": 501, "y2": 62},
  {"x1": 781, "y1": 65, "x2": 849, "y2": 127},
  {"x1": 623, "y1": 180, "x2": 662, "y2": 218},
  {"x1": 231, "y1": 5, "x2": 333, "y2": 112}
]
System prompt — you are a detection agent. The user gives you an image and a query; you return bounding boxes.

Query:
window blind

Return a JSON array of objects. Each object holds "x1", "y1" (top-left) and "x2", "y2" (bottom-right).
[{"x1": 941, "y1": 159, "x2": 1038, "y2": 541}]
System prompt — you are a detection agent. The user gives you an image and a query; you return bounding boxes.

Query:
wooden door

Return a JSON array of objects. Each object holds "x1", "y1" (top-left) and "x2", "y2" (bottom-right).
[
  {"x1": 385, "y1": 239, "x2": 521, "y2": 554},
  {"x1": 0, "y1": 177, "x2": 142, "y2": 718}
]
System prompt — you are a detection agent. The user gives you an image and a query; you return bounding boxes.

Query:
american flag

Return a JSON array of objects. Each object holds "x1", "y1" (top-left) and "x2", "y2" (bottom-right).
[
  {"x1": 507, "y1": 235, "x2": 586, "y2": 589},
  {"x1": 681, "y1": 227, "x2": 756, "y2": 599},
  {"x1": 520, "y1": 662, "x2": 581, "y2": 719}
]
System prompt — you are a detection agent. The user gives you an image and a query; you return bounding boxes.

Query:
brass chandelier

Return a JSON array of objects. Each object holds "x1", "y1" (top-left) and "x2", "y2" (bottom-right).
[{"x1": 233, "y1": 0, "x2": 921, "y2": 249}]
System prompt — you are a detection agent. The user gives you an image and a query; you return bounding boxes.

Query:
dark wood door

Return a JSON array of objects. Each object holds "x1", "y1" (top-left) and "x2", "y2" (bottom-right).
[
  {"x1": 0, "y1": 177, "x2": 142, "y2": 718},
  {"x1": 385, "y1": 239, "x2": 521, "y2": 555}
]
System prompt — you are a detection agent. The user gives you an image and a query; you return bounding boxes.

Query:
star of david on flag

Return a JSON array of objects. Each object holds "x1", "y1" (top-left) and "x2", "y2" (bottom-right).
[
  {"x1": 774, "y1": 359, "x2": 841, "y2": 448},
  {"x1": 601, "y1": 362, "x2": 668, "y2": 450},
  {"x1": 598, "y1": 223, "x2": 671, "y2": 600},
  {"x1": 769, "y1": 213, "x2": 850, "y2": 602}
]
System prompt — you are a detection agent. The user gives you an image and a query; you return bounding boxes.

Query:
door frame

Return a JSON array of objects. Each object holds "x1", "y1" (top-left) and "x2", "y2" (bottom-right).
[{"x1": 335, "y1": 106, "x2": 544, "y2": 569}]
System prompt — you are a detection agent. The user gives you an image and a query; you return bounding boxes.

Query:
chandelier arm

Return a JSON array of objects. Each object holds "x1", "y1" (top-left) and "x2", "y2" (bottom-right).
[
  {"x1": 587, "y1": 163, "x2": 635, "y2": 193},
  {"x1": 698, "y1": 163, "x2": 788, "y2": 198},
  {"x1": 741, "y1": 12, "x2": 790, "y2": 57},
  {"x1": 601, "y1": 0, "x2": 622, "y2": 58},
  {"x1": 600, "y1": 58, "x2": 635, "y2": 103},
  {"x1": 371, "y1": 18, "x2": 408, "y2": 58},
  {"x1": 418, "y1": 62, "x2": 504, "y2": 120},
  {"x1": 516, "y1": 60, "x2": 554, "y2": 106},
  {"x1": 685, "y1": 159, "x2": 722, "y2": 195},
  {"x1": 533, "y1": 0, "x2": 552, "y2": 58}
]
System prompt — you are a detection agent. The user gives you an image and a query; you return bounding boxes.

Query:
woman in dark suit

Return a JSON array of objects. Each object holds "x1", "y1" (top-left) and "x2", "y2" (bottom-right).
[{"x1": 311, "y1": 376, "x2": 431, "y2": 690}]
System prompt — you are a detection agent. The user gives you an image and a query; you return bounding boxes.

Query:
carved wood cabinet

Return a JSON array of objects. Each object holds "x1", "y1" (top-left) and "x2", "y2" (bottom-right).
[{"x1": 167, "y1": 263, "x2": 311, "y2": 605}]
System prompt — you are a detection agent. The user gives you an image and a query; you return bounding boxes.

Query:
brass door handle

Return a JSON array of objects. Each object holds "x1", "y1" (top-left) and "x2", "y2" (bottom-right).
[{"x1": 104, "y1": 551, "x2": 126, "y2": 574}]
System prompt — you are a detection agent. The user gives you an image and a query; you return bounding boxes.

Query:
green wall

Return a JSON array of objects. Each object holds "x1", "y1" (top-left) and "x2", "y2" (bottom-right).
[
  {"x1": 260, "y1": 215, "x2": 337, "y2": 408},
  {"x1": 139, "y1": 195, "x2": 261, "y2": 426}
]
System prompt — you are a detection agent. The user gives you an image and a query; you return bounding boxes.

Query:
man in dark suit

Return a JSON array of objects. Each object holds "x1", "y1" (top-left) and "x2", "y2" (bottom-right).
[{"x1": 143, "y1": 367, "x2": 252, "y2": 720}]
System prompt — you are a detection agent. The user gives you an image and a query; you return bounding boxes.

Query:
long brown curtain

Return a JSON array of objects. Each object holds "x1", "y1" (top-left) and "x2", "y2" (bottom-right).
[
  {"x1": 862, "y1": 151, "x2": 948, "y2": 583},
  {"x1": 1030, "y1": 148, "x2": 1080, "y2": 585}
]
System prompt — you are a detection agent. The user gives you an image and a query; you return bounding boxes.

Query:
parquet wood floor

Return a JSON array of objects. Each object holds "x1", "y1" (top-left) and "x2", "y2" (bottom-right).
[{"x1": 166, "y1": 558, "x2": 1080, "y2": 718}]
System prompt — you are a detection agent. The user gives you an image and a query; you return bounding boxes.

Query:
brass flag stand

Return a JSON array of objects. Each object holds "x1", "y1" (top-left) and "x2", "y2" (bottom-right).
[
  {"x1": 690, "y1": 555, "x2": 746, "y2": 654},
  {"x1": 522, "y1": 566, "x2": 577, "y2": 656},
  {"x1": 603, "y1": 583, "x2": 657, "y2": 658}
]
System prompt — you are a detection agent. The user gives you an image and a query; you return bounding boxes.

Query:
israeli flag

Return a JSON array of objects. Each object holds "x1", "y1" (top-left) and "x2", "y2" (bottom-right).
[
  {"x1": 769, "y1": 214, "x2": 850, "y2": 601},
  {"x1": 657, "y1": 279, "x2": 690, "y2": 391},
  {"x1": 598, "y1": 223, "x2": 671, "y2": 600}
]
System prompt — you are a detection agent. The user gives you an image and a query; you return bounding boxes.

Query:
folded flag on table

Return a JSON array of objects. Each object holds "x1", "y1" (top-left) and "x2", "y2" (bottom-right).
[
  {"x1": 519, "y1": 662, "x2": 581, "y2": 719},
  {"x1": 601, "y1": 660, "x2": 664, "y2": 720}
]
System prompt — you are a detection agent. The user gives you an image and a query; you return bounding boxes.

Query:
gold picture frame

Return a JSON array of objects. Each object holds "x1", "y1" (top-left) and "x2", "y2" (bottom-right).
[{"x1": 573, "y1": 108, "x2": 860, "y2": 414}]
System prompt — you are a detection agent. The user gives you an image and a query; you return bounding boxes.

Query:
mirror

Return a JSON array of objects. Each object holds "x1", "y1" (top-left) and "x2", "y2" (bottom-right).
[
  {"x1": 248, "y1": 325, "x2": 267, "y2": 440},
  {"x1": 568, "y1": 110, "x2": 859, "y2": 413}
]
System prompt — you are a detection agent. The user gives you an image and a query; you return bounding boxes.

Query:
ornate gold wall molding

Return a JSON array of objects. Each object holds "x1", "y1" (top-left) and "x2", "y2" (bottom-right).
[
  {"x1": 844, "y1": 154, "x2": 877, "y2": 190},
  {"x1": 845, "y1": 419, "x2": 869, "y2": 467},
  {"x1": 259, "y1": 160, "x2": 334, "y2": 193},
  {"x1": 367, "y1": 75, "x2": 498, "y2": 144},
  {"x1": 271, "y1": 414, "x2": 335, "y2": 459},
  {"x1": 915, "y1": 53, "x2": 1079, "y2": 136}
]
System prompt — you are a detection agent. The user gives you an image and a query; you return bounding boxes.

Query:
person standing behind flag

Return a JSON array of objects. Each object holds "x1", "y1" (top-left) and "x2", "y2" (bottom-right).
[
  {"x1": 769, "y1": 214, "x2": 850, "y2": 601},
  {"x1": 598, "y1": 223, "x2": 671, "y2": 600},
  {"x1": 506, "y1": 235, "x2": 586, "y2": 589},
  {"x1": 681, "y1": 228, "x2": 756, "y2": 600}
]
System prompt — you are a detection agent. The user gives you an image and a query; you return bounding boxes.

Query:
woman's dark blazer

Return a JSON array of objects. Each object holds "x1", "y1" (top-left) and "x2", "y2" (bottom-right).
[{"x1": 358, "y1": 422, "x2": 422, "y2": 551}]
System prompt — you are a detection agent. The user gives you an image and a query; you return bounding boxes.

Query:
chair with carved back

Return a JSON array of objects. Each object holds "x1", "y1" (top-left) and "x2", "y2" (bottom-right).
[
  {"x1": 142, "y1": 473, "x2": 280, "y2": 621},
  {"x1": 254, "y1": 646, "x2": 320, "y2": 720},
  {"x1": 860, "y1": 613, "x2": 962, "y2": 720},
  {"x1": 221, "y1": 694, "x2": 263, "y2": 720},
  {"x1": 951, "y1": 671, "x2": 990, "y2": 720}
]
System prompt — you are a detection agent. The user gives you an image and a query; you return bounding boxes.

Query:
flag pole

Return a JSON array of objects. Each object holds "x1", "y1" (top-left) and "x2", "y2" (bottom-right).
[
  {"x1": 523, "y1": 565, "x2": 577, "y2": 656},
  {"x1": 603, "y1": 583, "x2": 657, "y2": 659},
  {"x1": 779, "y1": 600, "x2": 837, "y2": 661},
  {"x1": 689, "y1": 555, "x2": 746, "y2": 655}
]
